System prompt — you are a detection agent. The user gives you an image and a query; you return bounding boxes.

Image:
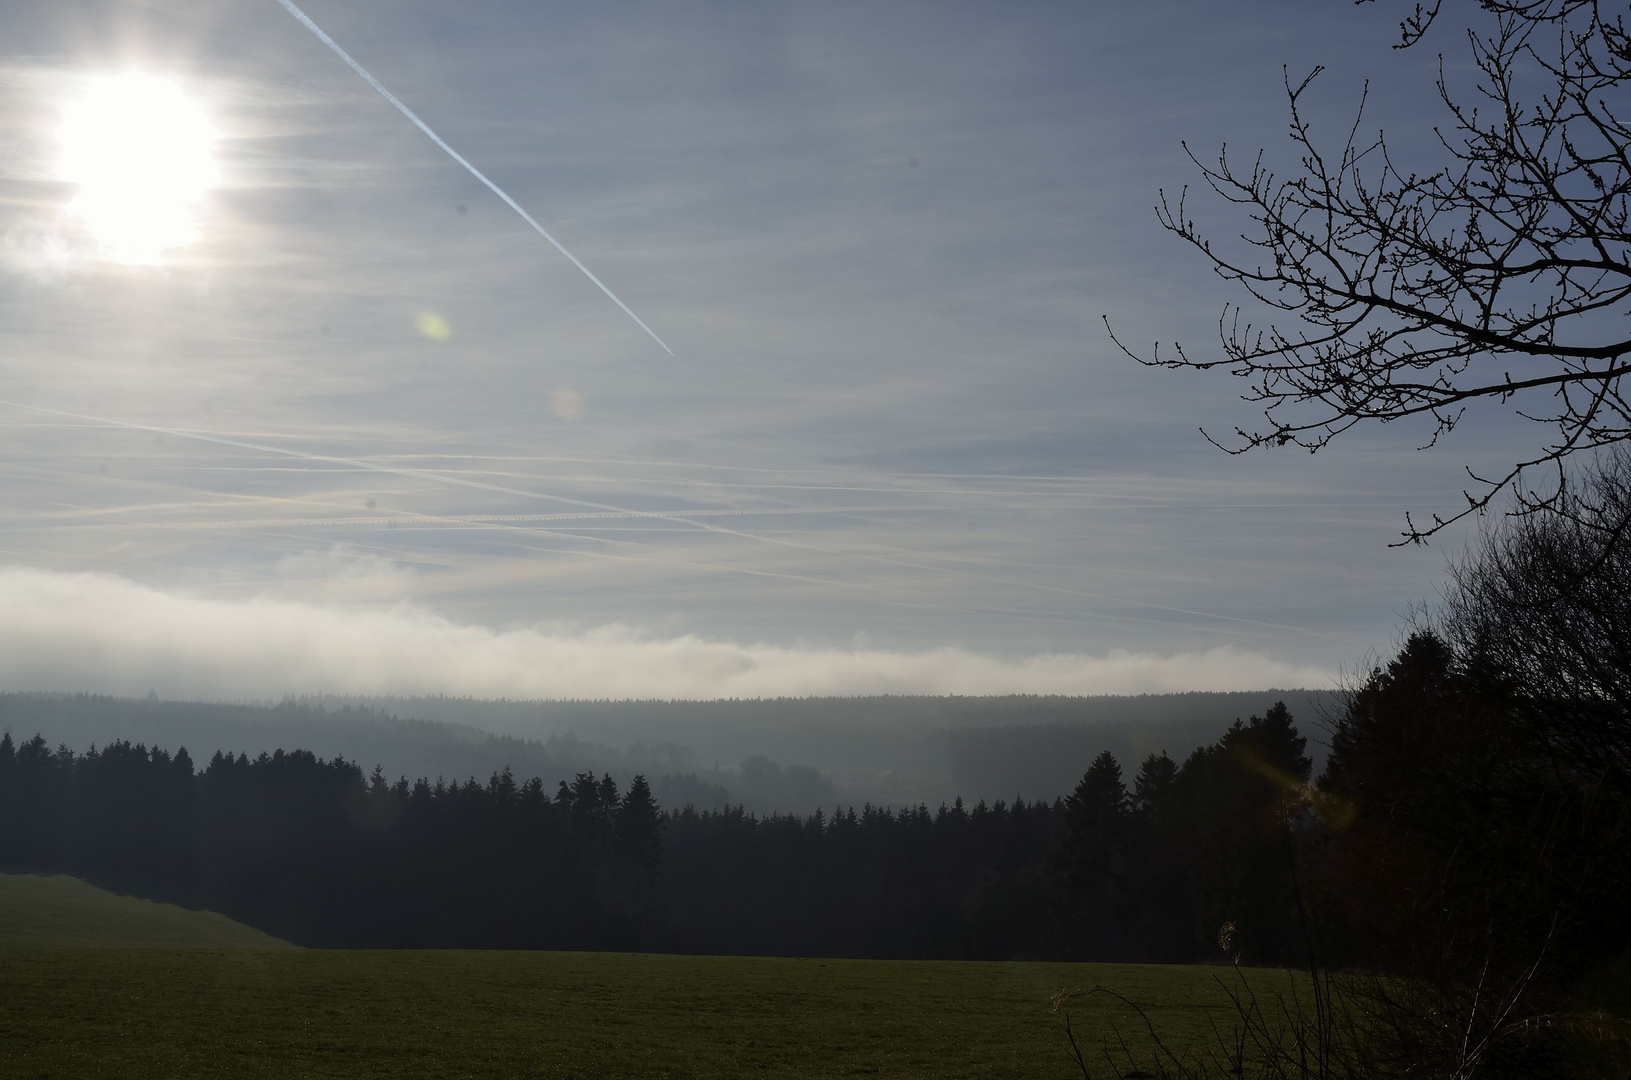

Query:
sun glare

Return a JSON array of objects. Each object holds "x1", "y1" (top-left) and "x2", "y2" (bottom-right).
[{"x1": 58, "y1": 74, "x2": 217, "y2": 265}]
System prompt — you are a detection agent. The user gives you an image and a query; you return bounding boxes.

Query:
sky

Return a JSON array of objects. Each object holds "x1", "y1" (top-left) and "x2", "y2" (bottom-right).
[{"x1": 0, "y1": 0, "x2": 1530, "y2": 700}]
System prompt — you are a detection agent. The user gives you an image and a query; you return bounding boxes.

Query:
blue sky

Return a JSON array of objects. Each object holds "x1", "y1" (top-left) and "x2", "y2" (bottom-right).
[{"x1": 0, "y1": 0, "x2": 1522, "y2": 698}]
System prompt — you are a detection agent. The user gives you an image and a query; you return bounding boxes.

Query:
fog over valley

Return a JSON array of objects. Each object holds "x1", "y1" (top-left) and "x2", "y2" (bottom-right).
[{"x1": 0, "y1": 689, "x2": 1329, "y2": 815}]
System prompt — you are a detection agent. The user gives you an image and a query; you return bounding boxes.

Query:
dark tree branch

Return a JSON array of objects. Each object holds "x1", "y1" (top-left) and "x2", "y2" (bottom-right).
[{"x1": 1117, "y1": 1, "x2": 1631, "y2": 541}]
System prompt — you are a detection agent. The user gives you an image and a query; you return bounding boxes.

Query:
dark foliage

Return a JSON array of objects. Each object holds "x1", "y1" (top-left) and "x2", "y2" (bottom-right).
[
  {"x1": 0, "y1": 705, "x2": 1319, "y2": 961},
  {"x1": 1306, "y1": 455, "x2": 1631, "y2": 1077},
  {"x1": 1312, "y1": 630, "x2": 1631, "y2": 1077},
  {"x1": 1051, "y1": 751, "x2": 1132, "y2": 959}
]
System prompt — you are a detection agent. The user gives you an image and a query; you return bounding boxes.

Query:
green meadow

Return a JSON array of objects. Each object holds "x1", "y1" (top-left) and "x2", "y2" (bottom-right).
[
  {"x1": 0, "y1": 871, "x2": 291, "y2": 949},
  {"x1": 0, "y1": 872, "x2": 1286, "y2": 1080},
  {"x1": 0, "y1": 949, "x2": 1281, "y2": 1080}
]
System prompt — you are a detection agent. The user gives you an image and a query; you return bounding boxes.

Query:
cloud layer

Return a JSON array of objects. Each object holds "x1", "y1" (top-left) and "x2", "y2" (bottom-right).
[
  {"x1": 0, "y1": 565, "x2": 1333, "y2": 700},
  {"x1": 0, "y1": 1, "x2": 1473, "y2": 681}
]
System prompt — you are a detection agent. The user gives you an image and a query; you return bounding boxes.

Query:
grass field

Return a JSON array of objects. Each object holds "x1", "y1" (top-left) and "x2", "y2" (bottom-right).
[
  {"x1": 0, "y1": 948, "x2": 1289, "y2": 1080},
  {"x1": 0, "y1": 871, "x2": 292, "y2": 949},
  {"x1": 0, "y1": 870, "x2": 1290, "y2": 1079}
]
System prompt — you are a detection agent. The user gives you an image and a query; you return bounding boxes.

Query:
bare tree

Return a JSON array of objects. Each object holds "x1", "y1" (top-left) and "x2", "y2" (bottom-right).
[
  {"x1": 1116, "y1": 1, "x2": 1631, "y2": 542},
  {"x1": 1437, "y1": 445, "x2": 1631, "y2": 781}
]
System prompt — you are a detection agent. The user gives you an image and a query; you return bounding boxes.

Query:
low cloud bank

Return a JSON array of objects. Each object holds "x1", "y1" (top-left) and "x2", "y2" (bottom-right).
[{"x1": 0, "y1": 566, "x2": 1335, "y2": 700}]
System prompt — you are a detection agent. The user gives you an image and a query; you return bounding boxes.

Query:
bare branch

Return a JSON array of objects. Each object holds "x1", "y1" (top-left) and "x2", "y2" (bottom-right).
[{"x1": 1120, "y1": 2, "x2": 1631, "y2": 538}]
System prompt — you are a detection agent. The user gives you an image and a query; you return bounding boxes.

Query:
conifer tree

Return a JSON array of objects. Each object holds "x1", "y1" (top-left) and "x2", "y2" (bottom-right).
[
  {"x1": 615, "y1": 775, "x2": 663, "y2": 871},
  {"x1": 1049, "y1": 751, "x2": 1131, "y2": 958}
]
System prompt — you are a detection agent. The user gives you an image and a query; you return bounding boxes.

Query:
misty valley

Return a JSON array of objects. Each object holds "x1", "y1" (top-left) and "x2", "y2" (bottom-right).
[{"x1": 0, "y1": 692, "x2": 1319, "y2": 959}]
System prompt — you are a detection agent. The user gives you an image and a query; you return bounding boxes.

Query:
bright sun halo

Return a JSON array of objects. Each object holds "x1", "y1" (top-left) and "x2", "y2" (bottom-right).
[{"x1": 58, "y1": 74, "x2": 217, "y2": 265}]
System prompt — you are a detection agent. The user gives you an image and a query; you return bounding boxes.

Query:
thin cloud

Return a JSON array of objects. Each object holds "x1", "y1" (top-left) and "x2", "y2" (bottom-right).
[
  {"x1": 0, "y1": 565, "x2": 1335, "y2": 701},
  {"x1": 0, "y1": 215, "x2": 80, "y2": 282},
  {"x1": 0, "y1": 0, "x2": 1450, "y2": 670}
]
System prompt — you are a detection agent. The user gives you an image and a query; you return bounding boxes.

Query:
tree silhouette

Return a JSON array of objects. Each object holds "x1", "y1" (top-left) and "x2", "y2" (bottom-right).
[
  {"x1": 1051, "y1": 751, "x2": 1132, "y2": 958},
  {"x1": 1319, "y1": 622, "x2": 1631, "y2": 1077},
  {"x1": 1131, "y1": 751, "x2": 1177, "y2": 814},
  {"x1": 1118, "y1": 1, "x2": 1631, "y2": 540},
  {"x1": 615, "y1": 775, "x2": 663, "y2": 871},
  {"x1": 0, "y1": 707, "x2": 1337, "y2": 963}
]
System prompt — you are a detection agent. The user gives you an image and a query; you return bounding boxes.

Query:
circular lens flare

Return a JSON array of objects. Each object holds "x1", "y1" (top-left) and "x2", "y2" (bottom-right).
[{"x1": 58, "y1": 74, "x2": 217, "y2": 265}]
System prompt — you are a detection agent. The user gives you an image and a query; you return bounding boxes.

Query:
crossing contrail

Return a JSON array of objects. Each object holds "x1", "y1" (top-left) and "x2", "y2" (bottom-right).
[
  {"x1": 0, "y1": 398, "x2": 1359, "y2": 646},
  {"x1": 273, "y1": 0, "x2": 673, "y2": 356}
]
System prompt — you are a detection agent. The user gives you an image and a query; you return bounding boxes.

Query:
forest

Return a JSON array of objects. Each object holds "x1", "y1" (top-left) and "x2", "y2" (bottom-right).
[{"x1": 0, "y1": 701, "x2": 1310, "y2": 960}]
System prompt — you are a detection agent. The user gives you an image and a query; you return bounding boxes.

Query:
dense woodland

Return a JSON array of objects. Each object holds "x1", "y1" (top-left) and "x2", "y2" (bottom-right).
[{"x1": 0, "y1": 703, "x2": 1313, "y2": 959}]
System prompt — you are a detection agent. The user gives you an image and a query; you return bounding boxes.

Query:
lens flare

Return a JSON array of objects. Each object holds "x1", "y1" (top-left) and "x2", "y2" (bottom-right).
[
  {"x1": 549, "y1": 388, "x2": 584, "y2": 421},
  {"x1": 415, "y1": 312, "x2": 453, "y2": 342},
  {"x1": 58, "y1": 74, "x2": 217, "y2": 265}
]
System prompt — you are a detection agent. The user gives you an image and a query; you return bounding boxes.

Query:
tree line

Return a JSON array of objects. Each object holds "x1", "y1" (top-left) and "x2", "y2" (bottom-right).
[{"x1": 0, "y1": 703, "x2": 1318, "y2": 960}]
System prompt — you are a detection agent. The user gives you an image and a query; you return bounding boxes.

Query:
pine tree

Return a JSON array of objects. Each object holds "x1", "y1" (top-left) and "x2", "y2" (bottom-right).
[
  {"x1": 1049, "y1": 751, "x2": 1131, "y2": 958},
  {"x1": 1132, "y1": 752, "x2": 1177, "y2": 814},
  {"x1": 615, "y1": 775, "x2": 663, "y2": 871}
]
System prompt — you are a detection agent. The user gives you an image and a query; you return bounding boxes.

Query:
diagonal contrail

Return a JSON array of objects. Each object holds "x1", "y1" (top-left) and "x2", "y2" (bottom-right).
[
  {"x1": 0, "y1": 398, "x2": 1360, "y2": 646},
  {"x1": 273, "y1": 0, "x2": 673, "y2": 356}
]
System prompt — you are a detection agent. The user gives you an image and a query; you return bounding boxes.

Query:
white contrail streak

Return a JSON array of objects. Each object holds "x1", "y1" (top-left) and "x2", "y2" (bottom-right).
[
  {"x1": 0, "y1": 399, "x2": 1358, "y2": 645},
  {"x1": 272, "y1": 0, "x2": 673, "y2": 356}
]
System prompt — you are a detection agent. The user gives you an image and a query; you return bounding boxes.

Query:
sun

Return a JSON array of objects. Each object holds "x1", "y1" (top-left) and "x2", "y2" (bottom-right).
[{"x1": 58, "y1": 74, "x2": 217, "y2": 265}]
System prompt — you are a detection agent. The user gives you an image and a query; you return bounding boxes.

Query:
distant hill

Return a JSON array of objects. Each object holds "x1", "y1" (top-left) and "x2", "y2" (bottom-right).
[
  {"x1": 0, "y1": 693, "x2": 726, "y2": 814},
  {"x1": 0, "y1": 871, "x2": 293, "y2": 948},
  {"x1": 0, "y1": 689, "x2": 1334, "y2": 814},
  {"x1": 314, "y1": 690, "x2": 1336, "y2": 806}
]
